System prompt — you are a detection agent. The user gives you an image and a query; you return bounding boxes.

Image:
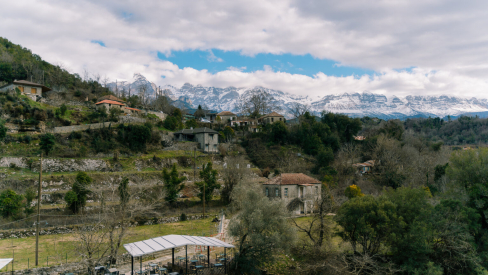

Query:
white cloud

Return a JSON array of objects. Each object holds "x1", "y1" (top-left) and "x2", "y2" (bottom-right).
[
  {"x1": 227, "y1": 66, "x2": 247, "y2": 71},
  {"x1": 206, "y1": 50, "x2": 223, "y2": 62},
  {"x1": 0, "y1": 0, "x2": 488, "y2": 98}
]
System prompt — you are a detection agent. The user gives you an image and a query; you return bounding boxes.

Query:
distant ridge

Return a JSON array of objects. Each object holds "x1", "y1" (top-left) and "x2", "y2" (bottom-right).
[{"x1": 109, "y1": 76, "x2": 488, "y2": 119}]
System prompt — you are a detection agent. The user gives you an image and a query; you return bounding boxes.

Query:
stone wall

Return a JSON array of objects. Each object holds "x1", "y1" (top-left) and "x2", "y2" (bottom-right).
[
  {"x1": 147, "y1": 111, "x2": 167, "y2": 121},
  {"x1": 46, "y1": 121, "x2": 118, "y2": 134},
  {"x1": 0, "y1": 157, "x2": 111, "y2": 173},
  {"x1": 0, "y1": 214, "x2": 209, "y2": 240}
]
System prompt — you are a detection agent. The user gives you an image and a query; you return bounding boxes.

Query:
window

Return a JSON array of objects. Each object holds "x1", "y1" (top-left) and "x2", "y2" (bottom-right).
[
  {"x1": 271, "y1": 117, "x2": 274, "y2": 122},
  {"x1": 284, "y1": 188, "x2": 288, "y2": 198},
  {"x1": 275, "y1": 188, "x2": 279, "y2": 197},
  {"x1": 31, "y1": 88, "x2": 36, "y2": 94},
  {"x1": 265, "y1": 188, "x2": 269, "y2": 197},
  {"x1": 315, "y1": 186, "x2": 318, "y2": 194}
]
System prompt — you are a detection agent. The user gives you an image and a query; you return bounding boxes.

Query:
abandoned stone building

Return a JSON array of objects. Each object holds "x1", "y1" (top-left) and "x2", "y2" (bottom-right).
[{"x1": 263, "y1": 173, "x2": 321, "y2": 215}]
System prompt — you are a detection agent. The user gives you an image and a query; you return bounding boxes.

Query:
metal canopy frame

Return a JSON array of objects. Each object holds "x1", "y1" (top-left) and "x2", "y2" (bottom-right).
[
  {"x1": 0, "y1": 259, "x2": 13, "y2": 270},
  {"x1": 124, "y1": 234, "x2": 234, "y2": 275}
]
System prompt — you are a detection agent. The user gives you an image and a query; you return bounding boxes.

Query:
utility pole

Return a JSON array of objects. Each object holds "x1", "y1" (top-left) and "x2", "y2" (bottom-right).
[{"x1": 35, "y1": 153, "x2": 42, "y2": 266}]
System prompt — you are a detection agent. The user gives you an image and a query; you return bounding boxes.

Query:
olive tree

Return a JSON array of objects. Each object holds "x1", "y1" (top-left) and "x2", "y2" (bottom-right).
[{"x1": 229, "y1": 181, "x2": 296, "y2": 274}]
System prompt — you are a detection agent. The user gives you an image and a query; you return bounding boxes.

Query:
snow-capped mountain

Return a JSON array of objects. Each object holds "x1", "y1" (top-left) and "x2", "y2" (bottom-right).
[{"x1": 109, "y1": 76, "x2": 488, "y2": 119}]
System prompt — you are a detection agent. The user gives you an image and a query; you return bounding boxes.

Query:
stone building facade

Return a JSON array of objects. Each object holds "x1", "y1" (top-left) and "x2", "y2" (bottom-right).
[{"x1": 263, "y1": 173, "x2": 322, "y2": 215}]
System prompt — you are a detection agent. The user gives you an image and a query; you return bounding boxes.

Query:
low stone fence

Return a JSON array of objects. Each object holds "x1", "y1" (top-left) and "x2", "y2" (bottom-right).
[
  {"x1": 46, "y1": 122, "x2": 118, "y2": 134},
  {"x1": 0, "y1": 214, "x2": 209, "y2": 240},
  {"x1": 0, "y1": 157, "x2": 111, "y2": 173}
]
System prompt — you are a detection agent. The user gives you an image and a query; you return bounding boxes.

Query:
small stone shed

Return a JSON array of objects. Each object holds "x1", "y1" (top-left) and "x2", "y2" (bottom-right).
[{"x1": 174, "y1": 127, "x2": 219, "y2": 153}]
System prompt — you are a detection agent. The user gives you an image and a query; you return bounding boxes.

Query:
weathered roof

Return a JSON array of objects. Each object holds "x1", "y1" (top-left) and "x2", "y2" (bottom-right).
[
  {"x1": 353, "y1": 160, "x2": 375, "y2": 167},
  {"x1": 125, "y1": 107, "x2": 141, "y2": 111},
  {"x1": 99, "y1": 95, "x2": 126, "y2": 103},
  {"x1": 0, "y1": 80, "x2": 52, "y2": 92},
  {"x1": 124, "y1": 234, "x2": 234, "y2": 257},
  {"x1": 217, "y1": 111, "x2": 236, "y2": 116},
  {"x1": 96, "y1": 100, "x2": 125, "y2": 106},
  {"x1": 174, "y1": 127, "x2": 218, "y2": 135},
  {"x1": 261, "y1": 112, "x2": 284, "y2": 118},
  {"x1": 263, "y1": 173, "x2": 321, "y2": 185}
]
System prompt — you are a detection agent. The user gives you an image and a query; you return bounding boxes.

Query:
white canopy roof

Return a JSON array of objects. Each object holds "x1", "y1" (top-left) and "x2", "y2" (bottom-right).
[
  {"x1": 124, "y1": 234, "x2": 234, "y2": 257},
  {"x1": 0, "y1": 259, "x2": 13, "y2": 270}
]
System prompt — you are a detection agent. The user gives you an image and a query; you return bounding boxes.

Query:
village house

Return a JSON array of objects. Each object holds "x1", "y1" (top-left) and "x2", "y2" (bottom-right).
[
  {"x1": 125, "y1": 107, "x2": 141, "y2": 115},
  {"x1": 173, "y1": 127, "x2": 219, "y2": 153},
  {"x1": 352, "y1": 160, "x2": 375, "y2": 174},
  {"x1": 263, "y1": 173, "x2": 322, "y2": 215},
  {"x1": 216, "y1": 111, "x2": 237, "y2": 123},
  {"x1": 95, "y1": 99, "x2": 126, "y2": 113},
  {"x1": 230, "y1": 118, "x2": 260, "y2": 132},
  {"x1": 258, "y1": 112, "x2": 285, "y2": 124},
  {"x1": 98, "y1": 94, "x2": 127, "y2": 104},
  {"x1": 0, "y1": 80, "x2": 51, "y2": 101}
]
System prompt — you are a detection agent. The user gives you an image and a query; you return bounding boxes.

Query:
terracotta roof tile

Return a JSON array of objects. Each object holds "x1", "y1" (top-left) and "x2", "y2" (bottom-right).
[
  {"x1": 217, "y1": 111, "x2": 236, "y2": 116},
  {"x1": 95, "y1": 100, "x2": 125, "y2": 106},
  {"x1": 261, "y1": 112, "x2": 284, "y2": 118},
  {"x1": 263, "y1": 173, "x2": 321, "y2": 185},
  {"x1": 99, "y1": 95, "x2": 126, "y2": 103}
]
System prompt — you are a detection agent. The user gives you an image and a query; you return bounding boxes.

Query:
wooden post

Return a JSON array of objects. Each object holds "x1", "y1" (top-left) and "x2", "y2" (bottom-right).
[
  {"x1": 186, "y1": 245, "x2": 188, "y2": 273},
  {"x1": 207, "y1": 246, "x2": 210, "y2": 267},
  {"x1": 131, "y1": 256, "x2": 134, "y2": 275},
  {"x1": 35, "y1": 153, "x2": 42, "y2": 266}
]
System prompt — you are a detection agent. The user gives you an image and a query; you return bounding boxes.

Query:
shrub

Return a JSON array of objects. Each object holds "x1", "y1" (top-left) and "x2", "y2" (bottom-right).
[
  {"x1": 74, "y1": 91, "x2": 82, "y2": 97},
  {"x1": 344, "y1": 184, "x2": 364, "y2": 199},
  {"x1": 23, "y1": 135, "x2": 31, "y2": 144},
  {"x1": 0, "y1": 189, "x2": 23, "y2": 218},
  {"x1": 262, "y1": 168, "x2": 271, "y2": 178},
  {"x1": 180, "y1": 213, "x2": 187, "y2": 222}
]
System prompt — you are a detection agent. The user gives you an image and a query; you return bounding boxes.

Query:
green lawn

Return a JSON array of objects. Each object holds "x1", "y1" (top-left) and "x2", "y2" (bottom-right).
[{"x1": 0, "y1": 217, "x2": 218, "y2": 271}]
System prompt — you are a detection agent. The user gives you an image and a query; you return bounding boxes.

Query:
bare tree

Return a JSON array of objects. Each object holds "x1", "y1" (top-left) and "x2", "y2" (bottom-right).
[
  {"x1": 102, "y1": 75, "x2": 110, "y2": 88},
  {"x1": 292, "y1": 185, "x2": 335, "y2": 247},
  {"x1": 74, "y1": 217, "x2": 111, "y2": 274},
  {"x1": 235, "y1": 89, "x2": 281, "y2": 118},
  {"x1": 220, "y1": 155, "x2": 252, "y2": 204},
  {"x1": 288, "y1": 102, "x2": 310, "y2": 120}
]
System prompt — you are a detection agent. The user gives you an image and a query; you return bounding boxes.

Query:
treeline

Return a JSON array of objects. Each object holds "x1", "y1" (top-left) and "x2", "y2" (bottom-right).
[
  {"x1": 242, "y1": 112, "x2": 361, "y2": 175},
  {"x1": 362, "y1": 115, "x2": 488, "y2": 145},
  {"x1": 0, "y1": 37, "x2": 109, "y2": 94}
]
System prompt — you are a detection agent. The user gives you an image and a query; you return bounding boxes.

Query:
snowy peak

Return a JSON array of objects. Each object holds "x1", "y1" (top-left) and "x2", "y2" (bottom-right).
[{"x1": 108, "y1": 78, "x2": 488, "y2": 119}]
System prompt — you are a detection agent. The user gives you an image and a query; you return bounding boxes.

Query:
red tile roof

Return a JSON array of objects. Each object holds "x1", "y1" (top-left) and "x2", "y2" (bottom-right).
[
  {"x1": 125, "y1": 107, "x2": 141, "y2": 111},
  {"x1": 99, "y1": 95, "x2": 126, "y2": 103},
  {"x1": 261, "y1": 112, "x2": 284, "y2": 118},
  {"x1": 263, "y1": 173, "x2": 321, "y2": 185},
  {"x1": 95, "y1": 100, "x2": 125, "y2": 106},
  {"x1": 217, "y1": 111, "x2": 236, "y2": 116}
]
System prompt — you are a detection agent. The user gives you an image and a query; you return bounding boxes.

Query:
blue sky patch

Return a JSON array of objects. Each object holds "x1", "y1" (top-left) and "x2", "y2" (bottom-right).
[
  {"x1": 157, "y1": 49, "x2": 375, "y2": 77},
  {"x1": 91, "y1": 40, "x2": 106, "y2": 47}
]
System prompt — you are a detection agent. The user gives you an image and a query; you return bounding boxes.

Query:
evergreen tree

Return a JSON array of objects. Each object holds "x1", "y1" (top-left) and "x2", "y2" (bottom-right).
[
  {"x1": 39, "y1": 133, "x2": 55, "y2": 156},
  {"x1": 195, "y1": 162, "x2": 220, "y2": 204},
  {"x1": 162, "y1": 164, "x2": 186, "y2": 204},
  {"x1": 64, "y1": 172, "x2": 92, "y2": 213}
]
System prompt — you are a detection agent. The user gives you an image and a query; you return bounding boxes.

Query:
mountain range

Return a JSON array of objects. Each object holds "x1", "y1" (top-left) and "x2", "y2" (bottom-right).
[{"x1": 109, "y1": 76, "x2": 488, "y2": 120}]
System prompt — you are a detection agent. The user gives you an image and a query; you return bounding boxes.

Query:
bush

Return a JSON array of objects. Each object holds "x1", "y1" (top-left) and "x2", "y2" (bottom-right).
[
  {"x1": 344, "y1": 184, "x2": 364, "y2": 199},
  {"x1": 262, "y1": 168, "x2": 271, "y2": 178},
  {"x1": 180, "y1": 213, "x2": 187, "y2": 221},
  {"x1": 0, "y1": 189, "x2": 24, "y2": 218},
  {"x1": 23, "y1": 135, "x2": 31, "y2": 144},
  {"x1": 74, "y1": 91, "x2": 82, "y2": 97}
]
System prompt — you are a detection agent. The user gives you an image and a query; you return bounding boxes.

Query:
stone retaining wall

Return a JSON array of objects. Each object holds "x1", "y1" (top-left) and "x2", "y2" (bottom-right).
[
  {"x1": 0, "y1": 215, "x2": 208, "y2": 240},
  {"x1": 0, "y1": 157, "x2": 111, "y2": 173}
]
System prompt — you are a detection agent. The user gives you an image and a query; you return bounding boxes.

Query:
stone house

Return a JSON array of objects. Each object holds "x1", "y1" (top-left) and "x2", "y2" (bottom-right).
[
  {"x1": 0, "y1": 80, "x2": 51, "y2": 101},
  {"x1": 258, "y1": 112, "x2": 285, "y2": 124},
  {"x1": 125, "y1": 107, "x2": 141, "y2": 115},
  {"x1": 98, "y1": 94, "x2": 126, "y2": 104},
  {"x1": 263, "y1": 173, "x2": 322, "y2": 215},
  {"x1": 217, "y1": 111, "x2": 237, "y2": 123},
  {"x1": 95, "y1": 99, "x2": 126, "y2": 113},
  {"x1": 231, "y1": 118, "x2": 261, "y2": 132},
  {"x1": 173, "y1": 127, "x2": 219, "y2": 153}
]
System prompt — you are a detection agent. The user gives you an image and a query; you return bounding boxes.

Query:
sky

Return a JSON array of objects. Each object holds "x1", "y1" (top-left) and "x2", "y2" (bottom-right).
[{"x1": 1, "y1": 0, "x2": 488, "y2": 98}]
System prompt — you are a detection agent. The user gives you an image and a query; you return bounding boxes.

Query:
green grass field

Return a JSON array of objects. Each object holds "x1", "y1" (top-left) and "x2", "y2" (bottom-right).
[{"x1": 0, "y1": 217, "x2": 218, "y2": 271}]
